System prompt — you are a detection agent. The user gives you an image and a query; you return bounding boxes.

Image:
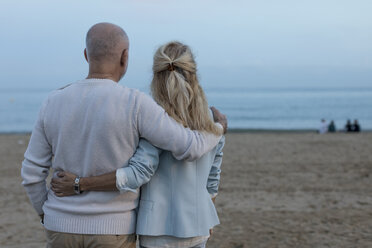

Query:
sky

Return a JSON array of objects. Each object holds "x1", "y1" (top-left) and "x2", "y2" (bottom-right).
[{"x1": 0, "y1": 0, "x2": 371, "y2": 90}]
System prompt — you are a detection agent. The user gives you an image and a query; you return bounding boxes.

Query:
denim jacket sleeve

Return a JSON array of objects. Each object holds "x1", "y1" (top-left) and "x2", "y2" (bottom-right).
[
  {"x1": 207, "y1": 136, "x2": 225, "y2": 197},
  {"x1": 116, "y1": 139, "x2": 162, "y2": 193}
]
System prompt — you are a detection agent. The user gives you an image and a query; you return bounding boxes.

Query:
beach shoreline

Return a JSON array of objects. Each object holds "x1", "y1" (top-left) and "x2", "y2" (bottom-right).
[{"x1": 1, "y1": 132, "x2": 372, "y2": 247}]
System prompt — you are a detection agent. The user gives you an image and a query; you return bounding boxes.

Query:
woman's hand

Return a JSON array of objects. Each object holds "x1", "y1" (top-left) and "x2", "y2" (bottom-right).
[{"x1": 51, "y1": 171, "x2": 78, "y2": 197}]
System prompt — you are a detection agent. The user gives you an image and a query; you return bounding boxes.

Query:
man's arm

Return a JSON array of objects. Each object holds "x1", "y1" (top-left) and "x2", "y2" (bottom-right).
[
  {"x1": 51, "y1": 139, "x2": 161, "y2": 196},
  {"x1": 51, "y1": 171, "x2": 117, "y2": 196},
  {"x1": 136, "y1": 93, "x2": 226, "y2": 161},
  {"x1": 21, "y1": 100, "x2": 52, "y2": 218}
]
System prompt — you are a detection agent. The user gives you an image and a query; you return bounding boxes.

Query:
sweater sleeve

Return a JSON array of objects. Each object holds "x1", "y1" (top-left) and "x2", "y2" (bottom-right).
[
  {"x1": 136, "y1": 93, "x2": 222, "y2": 161},
  {"x1": 116, "y1": 139, "x2": 161, "y2": 193},
  {"x1": 207, "y1": 136, "x2": 225, "y2": 197},
  {"x1": 21, "y1": 99, "x2": 52, "y2": 215}
]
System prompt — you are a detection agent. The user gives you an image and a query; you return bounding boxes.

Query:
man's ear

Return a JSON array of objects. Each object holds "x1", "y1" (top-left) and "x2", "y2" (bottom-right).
[
  {"x1": 120, "y1": 49, "x2": 128, "y2": 67},
  {"x1": 84, "y1": 49, "x2": 89, "y2": 62}
]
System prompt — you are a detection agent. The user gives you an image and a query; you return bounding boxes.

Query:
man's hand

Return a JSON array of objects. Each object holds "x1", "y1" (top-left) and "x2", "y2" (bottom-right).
[
  {"x1": 51, "y1": 171, "x2": 78, "y2": 197},
  {"x1": 210, "y1": 106, "x2": 228, "y2": 134}
]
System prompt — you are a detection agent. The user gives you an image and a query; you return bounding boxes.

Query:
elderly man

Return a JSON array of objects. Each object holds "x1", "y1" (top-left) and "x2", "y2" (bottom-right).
[{"x1": 21, "y1": 23, "x2": 226, "y2": 248}]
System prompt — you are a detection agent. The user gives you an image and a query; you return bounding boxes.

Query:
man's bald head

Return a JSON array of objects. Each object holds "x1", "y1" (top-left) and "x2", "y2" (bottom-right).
[{"x1": 85, "y1": 22, "x2": 129, "y2": 63}]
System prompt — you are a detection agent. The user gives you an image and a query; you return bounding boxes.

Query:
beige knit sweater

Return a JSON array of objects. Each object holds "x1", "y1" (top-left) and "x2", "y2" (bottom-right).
[{"x1": 21, "y1": 78, "x2": 221, "y2": 235}]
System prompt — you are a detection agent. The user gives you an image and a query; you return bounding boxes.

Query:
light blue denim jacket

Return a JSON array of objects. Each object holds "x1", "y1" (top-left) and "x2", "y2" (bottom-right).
[{"x1": 116, "y1": 136, "x2": 225, "y2": 237}]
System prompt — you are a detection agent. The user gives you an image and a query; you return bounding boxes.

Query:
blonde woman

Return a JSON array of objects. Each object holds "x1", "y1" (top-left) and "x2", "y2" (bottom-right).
[{"x1": 52, "y1": 41, "x2": 225, "y2": 248}]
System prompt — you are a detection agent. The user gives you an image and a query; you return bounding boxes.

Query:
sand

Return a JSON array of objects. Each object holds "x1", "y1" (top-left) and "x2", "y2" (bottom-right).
[{"x1": 1, "y1": 132, "x2": 372, "y2": 248}]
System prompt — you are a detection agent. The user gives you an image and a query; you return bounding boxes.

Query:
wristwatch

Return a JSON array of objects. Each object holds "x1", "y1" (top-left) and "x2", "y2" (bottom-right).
[{"x1": 74, "y1": 177, "x2": 82, "y2": 194}]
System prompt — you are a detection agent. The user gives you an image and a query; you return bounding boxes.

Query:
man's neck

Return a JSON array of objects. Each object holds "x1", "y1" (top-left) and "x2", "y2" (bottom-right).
[{"x1": 86, "y1": 73, "x2": 119, "y2": 83}]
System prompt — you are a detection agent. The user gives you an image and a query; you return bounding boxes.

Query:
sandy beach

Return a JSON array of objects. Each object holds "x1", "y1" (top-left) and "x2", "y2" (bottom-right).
[{"x1": 1, "y1": 132, "x2": 372, "y2": 248}]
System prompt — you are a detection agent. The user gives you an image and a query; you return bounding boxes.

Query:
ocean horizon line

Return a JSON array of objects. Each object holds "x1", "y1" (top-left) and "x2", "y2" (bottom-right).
[
  {"x1": 2, "y1": 128, "x2": 371, "y2": 135},
  {"x1": 1, "y1": 85, "x2": 372, "y2": 91}
]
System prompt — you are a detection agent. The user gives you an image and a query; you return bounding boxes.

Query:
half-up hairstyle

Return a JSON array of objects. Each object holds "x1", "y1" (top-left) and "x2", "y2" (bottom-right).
[{"x1": 151, "y1": 41, "x2": 222, "y2": 136}]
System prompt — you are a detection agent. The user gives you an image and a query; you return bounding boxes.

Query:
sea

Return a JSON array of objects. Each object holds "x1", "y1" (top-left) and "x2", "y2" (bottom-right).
[{"x1": 1, "y1": 85, "x2": 372, "y2": 132}]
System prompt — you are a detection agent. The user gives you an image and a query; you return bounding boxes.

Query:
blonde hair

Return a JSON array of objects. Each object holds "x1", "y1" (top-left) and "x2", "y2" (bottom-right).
[{"x1": 151, "y1": 41, "x2": 222, "y2": 136}]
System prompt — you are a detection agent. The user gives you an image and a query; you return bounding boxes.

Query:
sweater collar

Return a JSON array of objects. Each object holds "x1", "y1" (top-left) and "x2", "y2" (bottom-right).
[{"x1": 77, "y1": 78, "x2": 118, "y2": 84}]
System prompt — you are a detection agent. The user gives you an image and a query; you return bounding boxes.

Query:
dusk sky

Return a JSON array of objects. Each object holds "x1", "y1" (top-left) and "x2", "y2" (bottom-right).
[{"x1": 1, "y1": 0, "x2": 371, "y2": 90}]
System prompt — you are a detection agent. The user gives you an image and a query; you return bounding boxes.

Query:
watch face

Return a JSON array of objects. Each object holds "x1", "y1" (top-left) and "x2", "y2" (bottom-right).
[{"x1": 74, "y1": 177, "x2": 80, "y2": 194}]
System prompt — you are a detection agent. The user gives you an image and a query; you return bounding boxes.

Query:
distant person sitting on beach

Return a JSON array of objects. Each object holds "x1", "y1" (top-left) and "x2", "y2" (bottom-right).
[
  {"x1": 328, "y1": 120, "x2": 336, "y2": 133},
  {"x1": 345, "y1": 119, "x2": 353, "y2": 132},
  {"x1": 352, "y1": 119, "x2": 361, "y2": 132},
  {"x1": 319, "y1": 119, "x2": 328, "y2": 134}
]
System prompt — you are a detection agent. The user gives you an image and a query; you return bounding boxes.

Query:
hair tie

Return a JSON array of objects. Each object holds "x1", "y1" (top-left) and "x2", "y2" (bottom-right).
[{"x1": 167, "y1": 62, "x2": 175, "y2": 71}]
